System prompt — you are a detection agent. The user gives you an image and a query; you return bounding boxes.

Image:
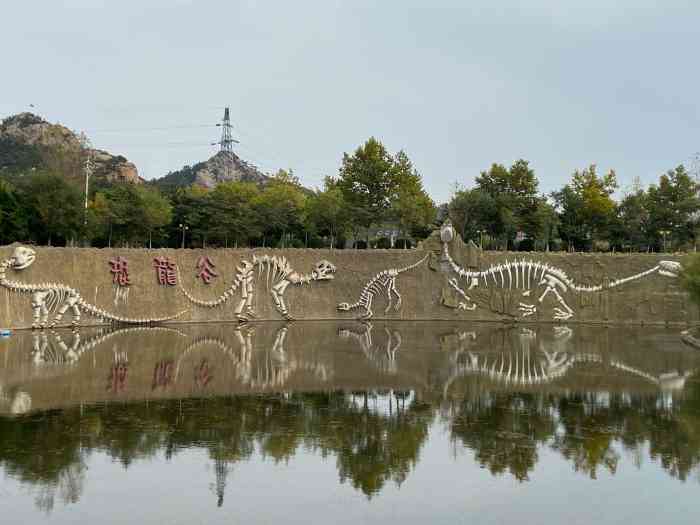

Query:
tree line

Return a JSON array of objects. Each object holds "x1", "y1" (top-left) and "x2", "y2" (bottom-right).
[
  {"x1": 0, "y1": 137, "x2": 436, "y2": 249},
  {"x1": 1, "y1": 135, "x2": 698, "y2": 251},
  {"x1": 448, "y1": 160, "x2": 700, "y2": 252}
]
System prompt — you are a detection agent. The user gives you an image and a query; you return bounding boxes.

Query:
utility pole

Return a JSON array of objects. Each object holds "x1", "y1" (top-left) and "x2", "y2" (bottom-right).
[
  {"x1": 212, "y1": 107, "x2": 239, "y2": 181},
  {"x1": 79, "y1": 134, "x2": 93, "y2": 244}
]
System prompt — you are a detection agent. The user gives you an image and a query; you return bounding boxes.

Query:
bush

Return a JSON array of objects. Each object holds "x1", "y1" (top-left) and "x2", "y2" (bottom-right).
[
  {"x1": 517, "y1": 238, "x2": 535, "y2": 252},
  {"x1": 374, "y1": 237, "x2": 392, "y2": 249},
  {"x1": 680, "y1": 254, "x2": 700, "y2": 305}
]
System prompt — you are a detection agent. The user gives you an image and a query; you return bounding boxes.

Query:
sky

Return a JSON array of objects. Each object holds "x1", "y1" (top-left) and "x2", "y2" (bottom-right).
[{"x1": 1, "y1": 0, "x2": 698, "y2": 203}]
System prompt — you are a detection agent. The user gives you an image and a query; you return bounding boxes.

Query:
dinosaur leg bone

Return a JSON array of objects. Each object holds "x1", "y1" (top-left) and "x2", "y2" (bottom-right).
[
  {"x1": 448, "y1": 278, "x2": 477, "y2": 311},
  {"x1": 271, "y1": 279, "x2": 293, "y2": 320},
  {"x1": 391, "y1": 278, "x2": 402, "y2": 311}
]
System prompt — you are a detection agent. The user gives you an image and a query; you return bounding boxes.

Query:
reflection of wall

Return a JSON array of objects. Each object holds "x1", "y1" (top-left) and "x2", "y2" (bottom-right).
[
  {"x1": 0, "y1": 235, "x2": 695, "y2": 328},
  {"x1": 2, "y1": 322, "x2": 700, "y2": 414}
]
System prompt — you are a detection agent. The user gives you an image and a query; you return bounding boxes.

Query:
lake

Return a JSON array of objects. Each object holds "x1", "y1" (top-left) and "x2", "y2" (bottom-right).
[{"x1": 1, "y1": 322, "x2": 699, "y2": 524}]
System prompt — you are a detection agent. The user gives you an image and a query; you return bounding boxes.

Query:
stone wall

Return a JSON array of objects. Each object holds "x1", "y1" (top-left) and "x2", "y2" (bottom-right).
[{"x1": 0, "y1": 230, "x2": 696, "y2": 329}]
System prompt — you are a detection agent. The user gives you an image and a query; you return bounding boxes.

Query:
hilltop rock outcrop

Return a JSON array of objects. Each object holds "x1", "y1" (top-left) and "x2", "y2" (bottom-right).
[{"x1": 0, "y1": 112, "x2": 141, "y2": 184}]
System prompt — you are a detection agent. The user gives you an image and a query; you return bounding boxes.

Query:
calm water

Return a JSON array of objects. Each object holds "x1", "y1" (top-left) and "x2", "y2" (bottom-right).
[{"x1": 1, "y1": 322, "x2": 699, "y2": 524}]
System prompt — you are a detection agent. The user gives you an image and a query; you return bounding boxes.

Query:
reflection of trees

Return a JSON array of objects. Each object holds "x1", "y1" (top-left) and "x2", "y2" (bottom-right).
[
  {"x1": 449, "y1": 393, "x2": 556, "y2": 481},
  {"x1": 0, "y1": 391, "x2": 431, "y2": 511},
  {"x1": 0, "y1": 409, "x2": 86, "y2": 512},
  {"x1": 447, "y1": 384, "x2": 700, "y2": 483},
  {"x1": 1, "y1": 378, "x2": 699, "y2": 513},
  {"x1": 551, "y1": 394, "x2": 623, "y2": 479},
  {"x1": 307, "y1": 392, "x2": 432, "y2": 496}
]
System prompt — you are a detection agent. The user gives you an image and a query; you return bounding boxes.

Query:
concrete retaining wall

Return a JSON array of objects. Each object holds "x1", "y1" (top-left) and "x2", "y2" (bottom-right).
[{"x1": 0, "y1": 231, "x2": 696, "y2": 328}]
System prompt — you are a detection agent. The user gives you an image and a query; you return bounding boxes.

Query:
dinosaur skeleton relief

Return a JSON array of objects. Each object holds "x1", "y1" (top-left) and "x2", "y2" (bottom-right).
[
  {"x1": 337, "y1": 254, "x2": 428, "y2": 319},
  {"x1": 440, "y1": 222, "x2": 682, "y2": 321},
  {"x1": 180, "y1": 255, "x2": 336, "y2": 321},
  {"x1": 0, "y1": 247, "x2": 188, "y2": 329}
]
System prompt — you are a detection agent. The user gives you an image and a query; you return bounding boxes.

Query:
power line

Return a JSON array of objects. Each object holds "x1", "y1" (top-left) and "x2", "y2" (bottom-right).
[{"x1": 87, "y1": 124, "x2": 216, "y2": 133}]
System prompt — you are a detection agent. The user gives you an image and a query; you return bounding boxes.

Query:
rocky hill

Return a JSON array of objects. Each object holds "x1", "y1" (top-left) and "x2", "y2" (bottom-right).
[
  {"x1": 153, "y1": 150, "x2": 270, "y2": 191},
  {"x1": 0, "y1": 113, "x2": 141, "y2": 184}
]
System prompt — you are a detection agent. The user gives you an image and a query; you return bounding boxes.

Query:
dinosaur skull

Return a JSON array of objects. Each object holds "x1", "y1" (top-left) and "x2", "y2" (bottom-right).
[
  {"x1": 658, "y1": 260, "x2": 681, "y2": 278},
  {"x1": 440, "y1": 220, "x2": 455, "y2": 243},
  {"x1": 10, "y1": 246, "x2": 36, "y2": 270},
  {"x1": 312, "y1": 260, "x2": 336, "y2": 280}
]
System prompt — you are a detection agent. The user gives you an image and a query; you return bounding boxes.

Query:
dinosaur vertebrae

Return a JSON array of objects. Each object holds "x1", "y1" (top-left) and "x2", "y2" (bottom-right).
[
  {"x1": 180, "y1": 254, "x2": 336, "y2": 321},
  {"x1": 442, "y1": 242, "x2": 681, "y2": 321},
  {"x1": 337, "y1": 254, "x2": 428, "y2": 319},
  {"x1": 1, "y1": 257, "x2": 187, "y2": 328},
  {"x1": 444, "y1": 247, "x2": 680, "y2": 293}
]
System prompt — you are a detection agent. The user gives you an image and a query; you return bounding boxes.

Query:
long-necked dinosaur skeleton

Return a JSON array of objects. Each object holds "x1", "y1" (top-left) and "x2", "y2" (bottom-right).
[
  {"x1": 0, "y1": 246, "x2": 188, "y2": 329},
  {"x1": 180, "y1": 255, "x2": 336, "y2": 321},
  {"x1": 338, "y1": 322, "x2": 402, "y2": 375},
  {"x1": 440, "y1": 222, "x2": 682, "y2": 321},
  {"x1": 443, "y1": 327, "x2": 696, "y2": 392},
  {"x1": 176, "y1": 327, "x2": 332, "y2": 388},
  {"x1": 337, "y1": 254, "x2": 428, "y2": 319}
]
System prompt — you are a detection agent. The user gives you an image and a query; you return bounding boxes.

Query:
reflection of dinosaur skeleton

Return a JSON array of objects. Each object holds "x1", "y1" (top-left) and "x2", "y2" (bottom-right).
[
  {"x1": 30, "y1": 326, "x2": 187, "y2": 366},
  {"x1": 440, "y1": 222, "x2": 681, "y2": 321},
  {"x1": 1, "y1": 246, "x2": 188, "y2": 329},
  {"x1": 0, "y1": 384, "x2": 32, "y2": 414},
  {"x1": 337, "y1": 254, "x2": 428, "y2": 319},
  {"x1": 180, "y1": 255, "x2": 336, "y2": 321},
  {"x1": 339, "y1": 323, "x2": 402, "y2": 375},
  {"x1": 443, "y1": 327, "x2": 696, "y2": 392},
  {"x1": 177, "y1": 327, "x2": 332, "y2": 388}
]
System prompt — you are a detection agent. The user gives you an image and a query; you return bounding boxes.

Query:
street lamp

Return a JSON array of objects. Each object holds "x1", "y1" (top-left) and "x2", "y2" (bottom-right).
[
  {"x1": 659, "y1": 230, "x2": 671, "y2": 253},
  {"x1": 179, "y1": 223, "x2": 189, "y2": 249}
]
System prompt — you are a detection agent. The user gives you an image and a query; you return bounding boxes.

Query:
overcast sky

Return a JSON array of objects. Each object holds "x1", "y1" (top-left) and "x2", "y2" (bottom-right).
[{"x1": 1, "y1": 1, "x2": 698, "y2": 203}]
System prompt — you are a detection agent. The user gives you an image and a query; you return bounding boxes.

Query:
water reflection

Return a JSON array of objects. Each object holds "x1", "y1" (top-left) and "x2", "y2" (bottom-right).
[{"x1": 0, "y1": 322, "x2": 699, "y2": 515}]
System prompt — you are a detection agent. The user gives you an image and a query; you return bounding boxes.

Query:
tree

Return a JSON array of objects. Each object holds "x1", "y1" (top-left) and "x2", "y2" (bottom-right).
[
  {"x1": 306, "y1": 178, "x2": 349, "y2": 249},
  {"x1": 447, "y1": 188, "x2": 496, "y2": 245},
  {"x1": 389, "y1": 151, "x2": 437, "y2": 242},
  {"x1": 646, "y1": 165, "x2": 700, "y2": 251},
  {"x1": 552, "y1": 165, "x2": 618, "y2": 251},
  {"x1": 255, "y1": 172, "x2": 307, "y2": 247},
  {"x1": 0, "y1": 178, "x2": 30, "y2": 244},
  {"x1": 21, "y1": 172, "x2": 83, "y2": 245},
  {"x1": 474, "y1": 160, "x2": 541, "y2": 248},
  {"x1": 90, "y1": 184, "x2": 172, "y2": 247},
  {"x1": 207, "y1": 181, "x2": 261, "y2": 247},
  {"x1": 337, "y1": 138, "x2": 435, "y2": 244},
  {"x1": 138, "y1": 186, "x2": 172, "y2": 248},
  {"x1": 617, "y1": 184, "x2": 650, "y2": 251},
  {"x1": 337, "y1": 138, "x2": 395, "y2": 234}
]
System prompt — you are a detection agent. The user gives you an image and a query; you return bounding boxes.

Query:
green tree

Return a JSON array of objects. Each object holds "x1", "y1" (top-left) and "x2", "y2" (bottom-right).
[
  {"x1": 337, "y1": 138, "x2": 435, "y2": 244},
  {"x1": 138, "y1": 186, "x2": 173, "y2": 248},
  {"x1": 474, "y1": 159, "x2": 541, "y2": 248},
  {"x1": 553, "y1": 165, "x2": 618, "y2": 251},
  {"x1": 22, "y1": 172, "x2": 83, "y2": 245},
  {"x1": 207, "y1": 181, "x2": 262, "y2": 247},
  {"x1": 255, "y1": 171, "x2": 307, "y2": 247},
  {"x1": 617, "y1": 183, "x2": 650, "y2": 251},
  {"x1": 646, "y1": 165, "x2": 700, "y2": 251},
  {"x1": 337, "y1": 138, "x2": 395, "y2": 234},
  {"x1": 447, "y1": 188, "x2": 497, "y2": 245},
  {"x1": 306, "y1": 178, "x2": 349, "y2": 249},
  {"x1": 389, "y1": 151, "x2": 436, "y2": 242}
]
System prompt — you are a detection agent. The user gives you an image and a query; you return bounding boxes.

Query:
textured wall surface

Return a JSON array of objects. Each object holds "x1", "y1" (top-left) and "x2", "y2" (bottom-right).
[{"x1": 0, "y1": 231, "x2": 695, "y2": 329}]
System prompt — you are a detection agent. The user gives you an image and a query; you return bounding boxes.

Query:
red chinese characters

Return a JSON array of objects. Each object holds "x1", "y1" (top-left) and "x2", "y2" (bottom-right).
[
  {"x1": 153, "y1": 256, "x2": 177, "y2": 286},
  {"x1": 108, "y1": 256, "x2": 131, "y2": 286},
  {"x1": 196, "y1": 256, "x2": 219, "y2": 284}
]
